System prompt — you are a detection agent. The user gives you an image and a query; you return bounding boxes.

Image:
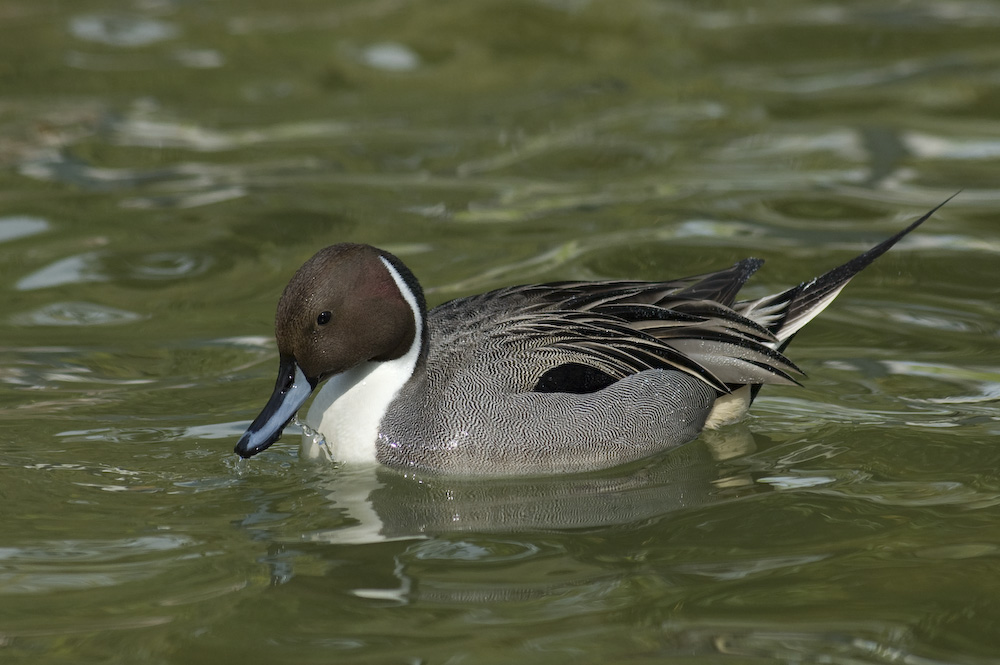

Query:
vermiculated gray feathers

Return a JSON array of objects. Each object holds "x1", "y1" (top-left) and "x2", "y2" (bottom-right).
[
  {"x1": 371, "y1": 198, "x2": 950, "y2": 475},
  {"x1": 246, "y1": 199, "x2": 952, "y2": 474}
]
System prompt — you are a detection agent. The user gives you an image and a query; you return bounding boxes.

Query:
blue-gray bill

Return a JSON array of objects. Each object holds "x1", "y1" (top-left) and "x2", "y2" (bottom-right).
[{"x1": 234, "y1": 357, "x2": 314, "y2": 458}]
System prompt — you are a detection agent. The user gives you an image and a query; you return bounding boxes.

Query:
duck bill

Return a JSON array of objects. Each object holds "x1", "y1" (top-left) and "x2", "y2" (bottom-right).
[{"x1": 235, "y1": 357, "x2": 315, "y2": 458}]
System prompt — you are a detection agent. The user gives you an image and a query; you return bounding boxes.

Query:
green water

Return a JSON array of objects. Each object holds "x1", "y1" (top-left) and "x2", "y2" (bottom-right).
[{"x1": 2, "y1": 1, "x2": 999, "y2": 662}]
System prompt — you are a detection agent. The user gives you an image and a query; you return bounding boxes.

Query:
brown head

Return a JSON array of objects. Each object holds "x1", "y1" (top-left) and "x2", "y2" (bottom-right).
[
  {"x1": 275, "y1": 243, "x2": 421, "y2": 384},
  {"x1": 234, "y1": 243, "x2": 425, "y2": 458}
]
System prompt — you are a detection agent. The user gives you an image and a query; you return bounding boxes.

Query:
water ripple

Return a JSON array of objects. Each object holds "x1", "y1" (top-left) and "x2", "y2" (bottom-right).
[
  {"x1": 355, "y1": 42, "x2": 421, "y2": 72},
  {"x1": 0, "y1": 535, "x2": 194, "y2": 594},
  {"x1": 69, "y1": 14, "x2": 179, "y2": 47},
  {"x1": 15, "y1": 252, "x2": 106, "y2": 291},
  {"x1": 10, "y1": 302, "x2": 145, "y2": 327},
  {"x1": 0, "y1": 216, "x2": 49, "y2": 244},
  {"x1": 124, "y1": 251, "x2": 214, "y2": 280},
  {"x1": 673, "y1": 553, "x2": 830, "y2": 581}
]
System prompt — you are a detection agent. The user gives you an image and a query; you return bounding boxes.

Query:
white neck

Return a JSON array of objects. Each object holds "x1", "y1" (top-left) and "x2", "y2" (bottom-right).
[{"x1": 302, "y1": 256, "x2": 423, "y2": 464}]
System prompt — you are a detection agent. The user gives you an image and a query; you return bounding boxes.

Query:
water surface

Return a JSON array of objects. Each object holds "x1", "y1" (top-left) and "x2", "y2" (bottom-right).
[{"x1": 1, "y1": 1, "x2": 999, "y2": 663}]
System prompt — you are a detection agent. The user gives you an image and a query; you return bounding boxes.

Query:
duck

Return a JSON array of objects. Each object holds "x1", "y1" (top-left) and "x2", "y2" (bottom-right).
[{"x1": 234, "y1": 198, "x2": 951, "y2": 476}]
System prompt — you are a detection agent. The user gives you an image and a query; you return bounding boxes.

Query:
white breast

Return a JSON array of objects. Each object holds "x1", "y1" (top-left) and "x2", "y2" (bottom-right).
[{"x1": 302, "y1": 256, "x2": 423, "y2": 464}]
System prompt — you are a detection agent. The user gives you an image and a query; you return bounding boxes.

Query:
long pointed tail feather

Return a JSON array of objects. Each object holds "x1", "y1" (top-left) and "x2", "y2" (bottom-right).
[{"x1": 738, "y1": 193, "x2": 957, "y2": 344}]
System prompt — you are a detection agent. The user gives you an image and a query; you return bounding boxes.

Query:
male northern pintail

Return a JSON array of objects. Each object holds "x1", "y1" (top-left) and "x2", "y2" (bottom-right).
[{"x1": 235, "y1": 199, "x2": 951, "y2": 475}]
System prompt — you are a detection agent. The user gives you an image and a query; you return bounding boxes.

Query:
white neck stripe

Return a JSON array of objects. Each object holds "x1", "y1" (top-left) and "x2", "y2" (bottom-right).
[
  {"x1": 379, "y1": 255, "x2": 423, "y2": 351},
  {"x1": 301, "y1": 255, "x2": 423, "y2": 464}
]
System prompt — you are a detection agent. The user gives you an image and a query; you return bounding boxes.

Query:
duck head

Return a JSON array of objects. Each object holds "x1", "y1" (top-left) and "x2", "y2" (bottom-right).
[{"x1": 234, "y1": 243, "x2": 423, "y2": 458}]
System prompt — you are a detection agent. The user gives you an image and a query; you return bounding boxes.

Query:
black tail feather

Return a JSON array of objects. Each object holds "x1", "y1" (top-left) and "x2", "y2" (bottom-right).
[
  {"x1": 742, "y1": 192, "x2": 958, "y2": 405},
  {"x1": 781, "y1": 192, "x2": 958, "y2": 333}
]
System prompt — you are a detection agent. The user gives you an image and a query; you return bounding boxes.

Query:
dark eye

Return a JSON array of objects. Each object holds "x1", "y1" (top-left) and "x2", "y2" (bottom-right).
[{"x1": 317, "y1": 311, "x2": 332, "y2": 325}]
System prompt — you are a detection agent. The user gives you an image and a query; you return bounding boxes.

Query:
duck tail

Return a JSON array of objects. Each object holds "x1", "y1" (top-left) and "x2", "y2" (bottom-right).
[{"x1": 737, "y1": 193, "x2": 957, "y2": 346}]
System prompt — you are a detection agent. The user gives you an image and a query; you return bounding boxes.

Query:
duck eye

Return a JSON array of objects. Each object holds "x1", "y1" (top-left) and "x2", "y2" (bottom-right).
[{"x1": 317, "y1": 311, "x2": 332, "y2": 325}]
